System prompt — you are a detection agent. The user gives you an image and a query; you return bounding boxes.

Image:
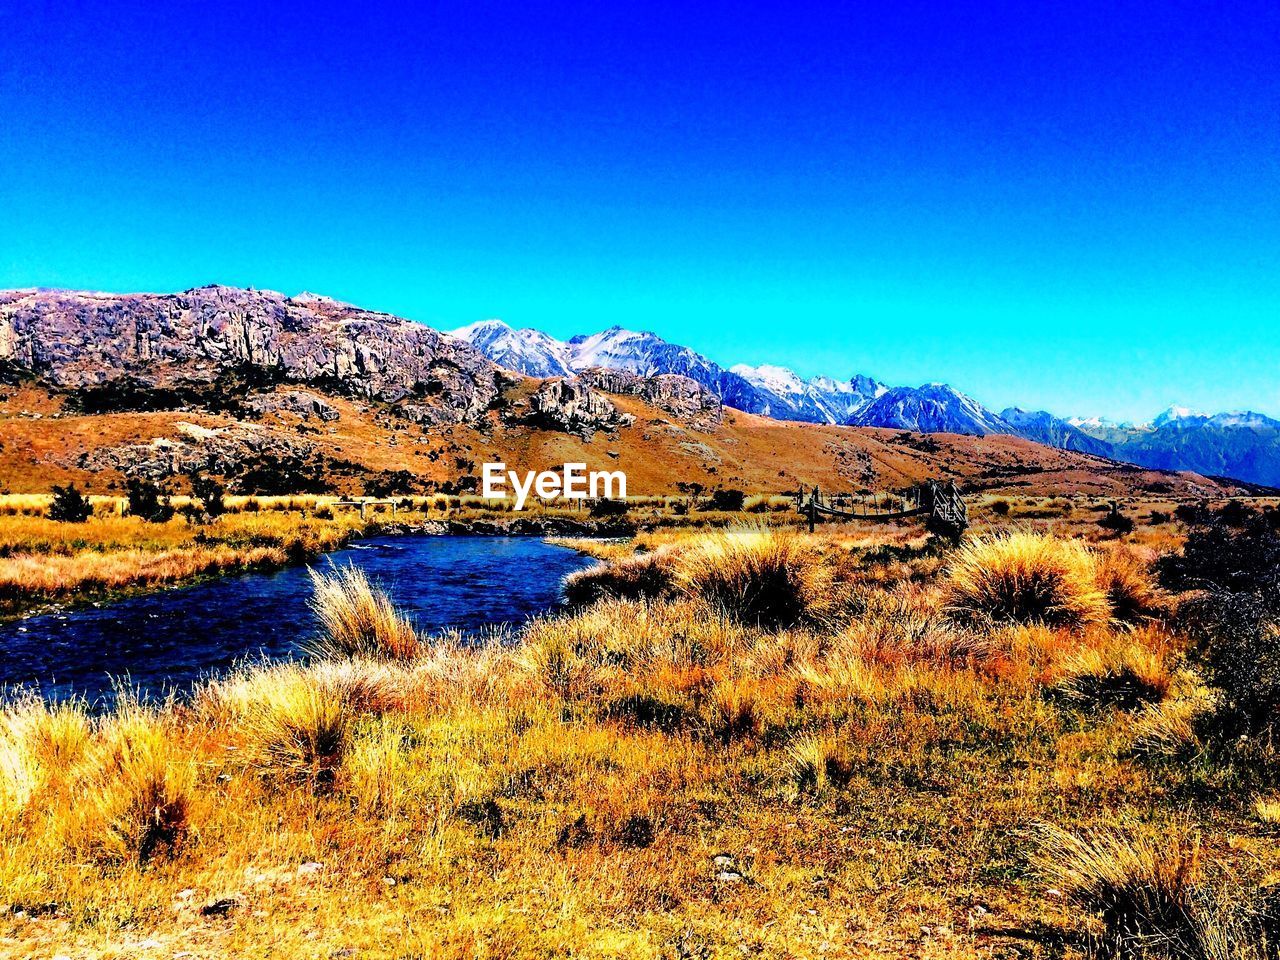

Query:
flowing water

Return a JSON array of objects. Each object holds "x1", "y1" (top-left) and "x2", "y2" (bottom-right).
[{"x1": 0, "y1": 535, "x2": 593, "y2": 707}]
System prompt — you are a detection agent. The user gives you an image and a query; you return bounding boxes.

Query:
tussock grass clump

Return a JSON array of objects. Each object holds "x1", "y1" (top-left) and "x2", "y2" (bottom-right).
[
  {"x1": 1056, "y1": 637, "x2": 1174, "y2": 711},
  {"x1": 206, "y1": 665, "x2": 354, "y2": 788},
  {"x1": 0, "y1": 697, "x2": 91, "y2": 818},
  {"x1": 945, "y1": 531, "x2": 1109, "y2": 629},
  {"x1": 309, "y1": 564, "x2": 421, "y2": 660},
  {"x1": 1130, "y1": 684, "x2": 1216, "y2": 757},
  {"x1": 674, "y1": 525, "x2": 823, "y2": 628},
  {"x1": 79, "y1": 703, "x2": 196, "y2": 864},
  {"x1": 1095, "y1": 544, "x2": 1164, "y2": 624},
  {"x1": 562, "y1": 548, "x2": 678, "y2": 606},
  {"x1": 787, "y1": 732, "x2": 854, "y2": 796},
  {"x1": 1036, "y1": 823, "x2": 1201, "y2": 957}
]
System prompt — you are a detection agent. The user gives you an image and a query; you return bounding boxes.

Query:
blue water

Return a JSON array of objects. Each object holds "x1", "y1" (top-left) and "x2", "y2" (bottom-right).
[{"x1": 0, "y1": 536, "x2": 592, "y2": 706}]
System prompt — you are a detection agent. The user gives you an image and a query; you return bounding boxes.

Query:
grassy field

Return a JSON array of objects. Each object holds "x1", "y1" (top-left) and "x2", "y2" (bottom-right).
[
  {"x1": 0, "y1": 486, "x2": 1209, "y2": 620},
  {"x1": 4, "y1": 510, "x2": 1280, "y2": 958}
]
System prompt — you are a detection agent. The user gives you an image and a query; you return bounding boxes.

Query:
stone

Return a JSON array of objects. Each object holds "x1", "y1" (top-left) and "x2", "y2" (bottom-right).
[{"x1": 516, "y1": 378, "x2": 636, "y2": 439}]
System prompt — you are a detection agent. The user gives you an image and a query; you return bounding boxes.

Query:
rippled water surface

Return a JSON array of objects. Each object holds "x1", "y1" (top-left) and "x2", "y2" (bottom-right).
[{"x1": 0, "y1": 536, "x2": 592, "y2": 706}]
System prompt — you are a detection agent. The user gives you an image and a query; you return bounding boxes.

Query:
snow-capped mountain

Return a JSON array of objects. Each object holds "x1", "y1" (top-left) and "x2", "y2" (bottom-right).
[
  {"x1": 450, "y1": 321, "x2": 777, "y2": 413},
  {"x1": 1064, "y1": 407, "x2": 1280, "y2": 487},
  {"x1": 452, "y1": 320, "x2": 889, "y2": 425},
  {"x1": 449, "y1": 320, "x2": 574, "y2": 378},
  {"x1": 1108, "y1": 410, "x2": 1280, "y2": 487},
  {"x1": 1000, "y1": 408, "x2": 1115, "y2": 457},
  {"x1": 848, "y1": 384, "x2": 1012, "y2": 435},
  {"x1": 730, "y1": 364, "x2": 886, "y2": 423},
  {"x1": 1152, "y1": 405, "x2": 1209, "y2": 429},
  {"x1": 450, "y1": 318, "x2": 1280, "y2": 486}
]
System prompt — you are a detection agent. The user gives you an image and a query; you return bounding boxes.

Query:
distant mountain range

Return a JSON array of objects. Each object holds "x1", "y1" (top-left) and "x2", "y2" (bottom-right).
[{"x1": 452, "y1": 319, "x2": 1280, "y2": 488}]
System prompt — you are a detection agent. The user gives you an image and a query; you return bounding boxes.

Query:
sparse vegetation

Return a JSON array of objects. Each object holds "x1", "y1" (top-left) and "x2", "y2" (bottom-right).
[
  {"x1": 3, "y1": 508, "x2": 1280, "y2": 957},
  {"x1": 47, "y1": 484, "x2": 93, "y2": 523}
]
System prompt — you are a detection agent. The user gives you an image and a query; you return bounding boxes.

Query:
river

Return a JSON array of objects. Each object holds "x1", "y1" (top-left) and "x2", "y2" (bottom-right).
[{"x1": 0, "y1": 535, "x2": 593, "y2": 707}]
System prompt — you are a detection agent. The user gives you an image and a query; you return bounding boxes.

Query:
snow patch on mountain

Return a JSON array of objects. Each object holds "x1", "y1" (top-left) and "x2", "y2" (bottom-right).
[
  {"x1": 849, "y1": 384, "x2": 1012, "y2": 436},
  {"x1": 448, "y1": 320, "x2": 574, "y2": 378}
]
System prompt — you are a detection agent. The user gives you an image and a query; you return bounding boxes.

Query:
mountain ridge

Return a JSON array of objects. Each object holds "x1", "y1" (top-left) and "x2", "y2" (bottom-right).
[
  {"x1": 4, "y1": 287, "x2": 1276, "y2": 487},
  {"x1": 454, "y1": 316, "x2": 1280, "y2": 486}
]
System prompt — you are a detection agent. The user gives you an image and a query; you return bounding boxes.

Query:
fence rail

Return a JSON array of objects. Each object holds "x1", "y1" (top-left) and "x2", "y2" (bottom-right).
[{"x1": 796, "y1": 480, "x2": 967, "y2": 537}]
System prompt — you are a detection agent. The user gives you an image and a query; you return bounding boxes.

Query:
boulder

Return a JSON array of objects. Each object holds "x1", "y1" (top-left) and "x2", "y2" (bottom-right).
[
  {"x1": 521, "y1": 379, "x2": 636, "y2": 439},
  {"x1": 245, "y1": 390, "x2": 340, "y2": 422}
]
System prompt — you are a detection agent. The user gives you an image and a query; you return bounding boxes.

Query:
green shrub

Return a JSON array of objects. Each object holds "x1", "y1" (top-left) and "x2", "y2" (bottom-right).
[{"x1": 48, "y1": 484, "x2": 93, "y2": 523}]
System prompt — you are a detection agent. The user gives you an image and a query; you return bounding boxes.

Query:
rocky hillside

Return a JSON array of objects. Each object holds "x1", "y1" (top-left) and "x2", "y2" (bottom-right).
[
  {"x1": 0, "y1": 286, "x2": 507, "y2": 425},
  {"x1": 0, "y1": 286, "x2": 1256, "y2": 498}
]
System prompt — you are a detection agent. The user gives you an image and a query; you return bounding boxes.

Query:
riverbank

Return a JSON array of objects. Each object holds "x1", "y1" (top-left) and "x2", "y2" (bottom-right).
[
  {"x1": 0, "y1": 491, "x2": 768, "y2": 620},
  {"x1": 2, "y1": 521, "x2": 1277, "y2": 958},
  {"x1": 0, "y1": 535, "x2": 592, "y2": 706}
]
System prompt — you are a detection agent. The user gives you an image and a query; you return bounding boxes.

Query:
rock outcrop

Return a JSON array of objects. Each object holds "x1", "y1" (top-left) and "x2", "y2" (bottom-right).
[
  {"x1": 68, "y1": 421, "x2": 319, "y2": 480},
  {"x1": 521, "y1": 379, "x2": 636, "y2": 440},
  {"x1": 245, "y1": 390, "x2": 340, "y2": 422},
  {"x1": 576, "y1": 368, "x2": 723, "y2": 427},
  {"x1": 0, "y1": 286, "x2": 505, "y2": 425}
]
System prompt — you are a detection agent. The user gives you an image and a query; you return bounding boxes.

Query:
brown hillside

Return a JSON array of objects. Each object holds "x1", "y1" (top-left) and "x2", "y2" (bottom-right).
[{"x1": 0, "y1": 381, "x2": 1239, "y2": 498}]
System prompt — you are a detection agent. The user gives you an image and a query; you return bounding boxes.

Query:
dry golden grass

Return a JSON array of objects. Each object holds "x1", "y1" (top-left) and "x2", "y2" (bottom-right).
[
  {"x1": 1094, "y1": 542, "x2": 1165, "y2": 624},
  {"x1": 945, "y1": 529, "x2": 1110, "y2": 629},
  {"x1": 1035, "y1": 822, "x2": 1202, "y2": 955},
  {"x1": 0, "y1": 511, "x2": 364, "y2": 616},
  {"x1": 308, "y1": 564, "x2": 422, "y2": 660},
  {"x1": 1, "y1": 525, "x2": 1276, "y2": 958},
  {"x1": 1054, "y1": 630, "x2": 1176, "y2": 710},
  {"x1": 672, "y1": 524, "x2": 826, "y2": 628}
]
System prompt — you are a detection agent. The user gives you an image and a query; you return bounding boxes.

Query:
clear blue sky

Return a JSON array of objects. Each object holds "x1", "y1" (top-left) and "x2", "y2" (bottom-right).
[{"x1": 1, "y1": 1, "x2": 1276, "y2": 421}]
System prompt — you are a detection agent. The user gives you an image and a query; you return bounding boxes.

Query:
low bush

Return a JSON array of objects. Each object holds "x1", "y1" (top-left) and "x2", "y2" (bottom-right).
[
  {"x1": 126, "y1": 478, "x2": 174, "y2": 523},
  {"x1": 48, "y1": 484, "x2": 93, "y2": 523},
  {"x1": 707, "y1": 489, "x2": 745, "y2": 512},
  {"x1": 588, "y1": 497, "x2": 629, "y2": 518},
  {"x1": 1162, "y1": 518, "x2": 1280, "y2": 740},
  {"x1": 1099, "y1": 503, "x2": 1135, "y2": 535},
  {"x1": 1158, "y1": 516, "x2": 1280, "y2": 595}
]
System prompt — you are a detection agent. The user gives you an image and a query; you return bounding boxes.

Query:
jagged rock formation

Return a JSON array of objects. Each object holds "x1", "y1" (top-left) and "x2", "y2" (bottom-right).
[
  {"x1": 0, "y1": 286, "x2": 505, "y2": 425},
  {"x1": 576, "y1": 368, "x2": 723, "y2": 427},
  {"x1": 245, "y1": 390, "x2": 340, "y2": 422},
  {"x1": 68, "y1": 421, "x2": 319, "y2": 481},
  {"x1": 520, "y1": 379, "x2": 636, "y2": 440}
]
